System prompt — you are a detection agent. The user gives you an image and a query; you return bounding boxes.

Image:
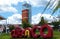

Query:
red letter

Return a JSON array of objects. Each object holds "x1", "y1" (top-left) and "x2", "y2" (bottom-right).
[
  {"x1": 31, "y1": 26, "x2": 41, "y2": 38},
  {"x1": 11, "y1": 27, "x2": 24, "y2": 38},
  {"x1": 40, "y1": 24, "x2": 53, "y2": 38}
]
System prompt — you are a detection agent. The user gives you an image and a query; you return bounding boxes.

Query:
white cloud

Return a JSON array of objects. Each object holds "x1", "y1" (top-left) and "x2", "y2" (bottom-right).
[
  {"x1": 31, "y1": 13, "x2": 56, "y2": 24},
  {"x1": 0, "y1": 6, "x2": 18, "y2": 13},
  {"x1": 8, "y1": 13, "x2": 53, "y2": 24},
  {"x1": 7, "y1": 13, "x2": 53, "y2": 24},
  {"x1": 31, "y1": 13, "x2": 41, "y2": 24},
  {"x1": 22, "y1": 0, "x2": 49, "y2": 7},
  {"x1": 0, "y1": 0, "x2": 58, "y2": 13},
  {"x1": 0, "y1": 0, "x2": 19, "y2": 6},
  {"x1": 0, "y1": 0, "x2": 19, "y2": 13},
  {"x1": 0, "y1": 0, "x2": 59, "y2": 24},
  {"x1": 0, "y1": 0, "x2": 50, "y2": 7},
  {"x1": 7, "y1": 13, "x2": 22, "y2": 24},
  {"x1": 0, "y1": 13, "x2": 59, "y2": 24},
  {"x1": 0, "y1": 13, "x2": 22, "y2": 24},
  {"x1": 0, "y1": 0, "x2": 52, "y2": 13}
]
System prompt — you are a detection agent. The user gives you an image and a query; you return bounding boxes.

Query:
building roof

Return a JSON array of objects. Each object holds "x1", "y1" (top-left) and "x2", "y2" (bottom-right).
[{"x1": 0, "y1": 16, "x2": 6, "y2": 20}]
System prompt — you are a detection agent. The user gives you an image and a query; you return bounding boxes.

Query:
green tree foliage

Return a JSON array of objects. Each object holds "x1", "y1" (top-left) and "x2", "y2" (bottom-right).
[
  {"x1": 58, "y1": 20, "x2": 60, "y2": 25},
  {"x1": 57, "y1": 15, "x2": 60, "y2": 23},
  {"x1": 39, "y1": 17, "x2": 48, "y2": 25},
  {"x1": 9, "y1": 25, "x2": 15, "y2": 31},
  {"x1": 52, "y1": 21, "x2": 59, "y2": 27},
  {"x1": 22, "y1": 21, "x2": 32, "y2": 28},
  {"x1": 51, "y1": 21, "x2": 60, "y2": 30}
]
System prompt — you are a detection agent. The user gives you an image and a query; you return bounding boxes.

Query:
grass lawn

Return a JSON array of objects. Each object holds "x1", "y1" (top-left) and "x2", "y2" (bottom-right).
[{"x1": 0, "y1": 31, "x2": 60, "y2": 39}]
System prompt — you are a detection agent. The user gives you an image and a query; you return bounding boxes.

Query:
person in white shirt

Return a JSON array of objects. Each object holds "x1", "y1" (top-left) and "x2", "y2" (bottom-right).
[
  {"x1": 0, "y1": 26, "x2": 3, "y2": 35},
  {"x1": 6, "y1": 26, "x2": 9, "y2": 33}
]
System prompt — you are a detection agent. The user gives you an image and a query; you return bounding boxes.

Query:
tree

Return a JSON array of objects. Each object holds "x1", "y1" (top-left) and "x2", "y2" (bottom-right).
[
  {"x1": 22, "y1": 21, "x2": 32, "y2": 28},
  {"x1": 51, "y1": 21, "x2": 60, "y2": 30},
  {"x1": 39, "y1": 17, "x2": 48, "y2": 25},
  {"x1": 52, "y1": 21, "x2": 59, "y2": 26},
  {"x1": 57, "y1": 15, "x2": 60, "y2": 21}
]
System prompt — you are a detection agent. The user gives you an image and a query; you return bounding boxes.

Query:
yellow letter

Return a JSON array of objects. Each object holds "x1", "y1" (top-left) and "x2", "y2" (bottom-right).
[{"x1": 25, "y1": 30, "x2": 30, "y2": 37}]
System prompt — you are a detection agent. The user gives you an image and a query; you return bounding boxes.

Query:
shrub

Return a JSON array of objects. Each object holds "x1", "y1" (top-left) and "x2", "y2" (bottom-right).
[{"x1": 9, "y1": 25, "x2": 15, "y2": 31}]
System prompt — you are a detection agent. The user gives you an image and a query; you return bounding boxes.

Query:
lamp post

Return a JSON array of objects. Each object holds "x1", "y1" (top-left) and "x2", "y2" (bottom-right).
[{"x1": 6, "y1": 19, "x2": 7, "y2": 33}]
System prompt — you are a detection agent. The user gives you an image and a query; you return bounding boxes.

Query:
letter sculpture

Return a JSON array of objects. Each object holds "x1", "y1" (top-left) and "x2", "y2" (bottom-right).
[{"x1": 11, "y1": 24, "x2": 53, "y2": 38}]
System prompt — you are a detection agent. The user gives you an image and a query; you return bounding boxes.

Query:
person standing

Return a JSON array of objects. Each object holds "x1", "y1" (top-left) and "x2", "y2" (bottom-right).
[{"x1": 0, "y1": 26, "x2": 3, "y2": 35}]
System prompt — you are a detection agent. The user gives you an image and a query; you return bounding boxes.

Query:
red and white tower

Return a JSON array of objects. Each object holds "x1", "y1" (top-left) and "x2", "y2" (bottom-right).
[{"x1": 22, "y1": 2, "x2": 31, "y2": 23}]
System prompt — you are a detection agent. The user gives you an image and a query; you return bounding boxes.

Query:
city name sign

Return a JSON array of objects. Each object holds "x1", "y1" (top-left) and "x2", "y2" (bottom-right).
[{"x1": 11, "y1": 24, "x2": 53, "y2": 38}]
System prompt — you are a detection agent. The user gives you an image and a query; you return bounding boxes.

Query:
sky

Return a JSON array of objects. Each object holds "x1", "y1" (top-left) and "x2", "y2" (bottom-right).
[{"x1": 0, "y1": 0, "x2": 60, "y2": 24}]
